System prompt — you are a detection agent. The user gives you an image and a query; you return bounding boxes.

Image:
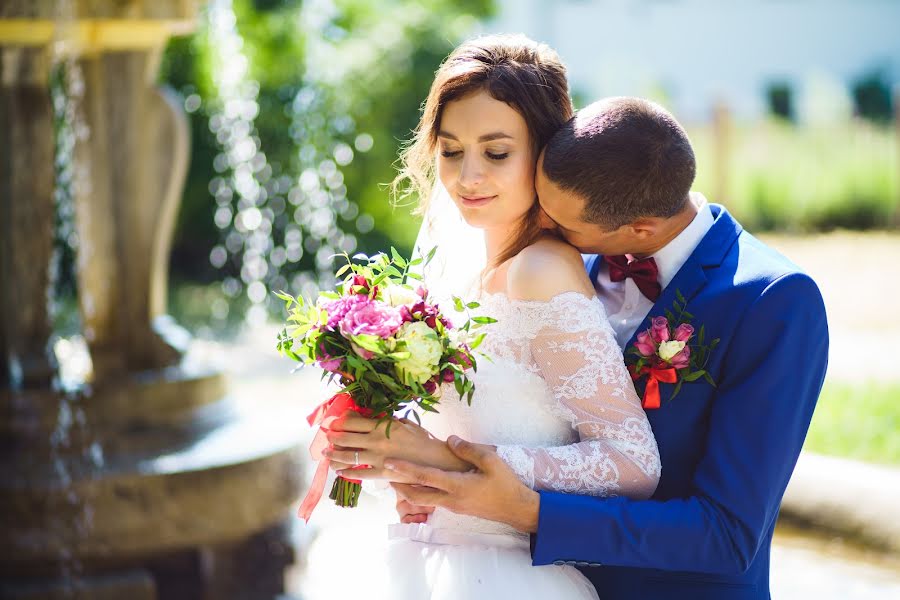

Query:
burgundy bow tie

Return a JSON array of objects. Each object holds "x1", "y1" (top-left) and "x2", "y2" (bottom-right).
[{"x1": 605, "y1": 254, "x2": 662, "y2": 302}]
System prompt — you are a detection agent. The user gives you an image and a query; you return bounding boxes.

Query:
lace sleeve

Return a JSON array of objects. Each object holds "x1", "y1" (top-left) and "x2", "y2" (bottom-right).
[{"x1": 495, "y1": 293, "x2": 661, "y2": 499}]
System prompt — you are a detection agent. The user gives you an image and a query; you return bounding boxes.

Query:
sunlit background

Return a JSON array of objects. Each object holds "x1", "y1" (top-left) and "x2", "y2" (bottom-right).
[
  {"x1": 148, "y1": 0, "x2": 899, "y2": 461},
  {"x1": 10, "y1": 0, "x2": 899, "y2": 597}
]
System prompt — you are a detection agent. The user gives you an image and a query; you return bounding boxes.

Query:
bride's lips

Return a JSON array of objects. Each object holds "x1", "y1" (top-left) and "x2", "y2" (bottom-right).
[{"x1": 460, "y1": 194, "x2": 497, "y2": 207}]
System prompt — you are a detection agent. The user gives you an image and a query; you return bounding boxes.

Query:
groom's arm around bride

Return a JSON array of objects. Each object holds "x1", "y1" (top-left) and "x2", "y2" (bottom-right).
[{"x1": 387, "y1": 97, "x2": 829, "y2": 600}]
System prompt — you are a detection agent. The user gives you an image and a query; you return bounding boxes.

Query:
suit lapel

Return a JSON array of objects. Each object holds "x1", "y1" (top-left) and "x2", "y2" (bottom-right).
[{"x1": 622, "y1": 204, "x2": 742, "y2": 351}]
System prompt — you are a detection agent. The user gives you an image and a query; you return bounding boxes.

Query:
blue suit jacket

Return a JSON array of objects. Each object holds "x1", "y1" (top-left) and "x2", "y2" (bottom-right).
[{"x1": 532, "y1": 205, "x2": 829, "y2": 600}]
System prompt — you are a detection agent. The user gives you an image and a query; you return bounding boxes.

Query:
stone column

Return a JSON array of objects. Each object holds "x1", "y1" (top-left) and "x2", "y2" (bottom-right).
[
  {"x1": 73, "y1": 47, "x2": 186, "y2": 379},
  {"x1": 0, "y1": 5, "x2": 306, "y2": 599},
  {"x1": 0, "y1": 45, "x2": 58, "y2": 390}
]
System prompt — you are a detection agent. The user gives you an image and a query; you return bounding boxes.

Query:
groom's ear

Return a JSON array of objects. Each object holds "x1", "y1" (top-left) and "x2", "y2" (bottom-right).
[{"x1": 625, "y1": 218, "x2": 659, "y2": 239}]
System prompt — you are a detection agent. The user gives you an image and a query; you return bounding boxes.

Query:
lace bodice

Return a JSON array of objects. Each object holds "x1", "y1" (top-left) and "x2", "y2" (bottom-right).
[{"x1": 418, "y1": 291, "x2": 661, "y2": 538}]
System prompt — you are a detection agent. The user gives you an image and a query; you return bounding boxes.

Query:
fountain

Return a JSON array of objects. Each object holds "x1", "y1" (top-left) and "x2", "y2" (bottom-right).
[{"x1": 0, "y1": 2, "x2": 305, "y2": 598}]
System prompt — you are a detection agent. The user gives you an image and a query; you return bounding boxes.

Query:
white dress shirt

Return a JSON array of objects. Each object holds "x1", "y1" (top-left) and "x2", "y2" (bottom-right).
[{"x1": 596, "y1": 194, "x2": 715, "y2": 349}]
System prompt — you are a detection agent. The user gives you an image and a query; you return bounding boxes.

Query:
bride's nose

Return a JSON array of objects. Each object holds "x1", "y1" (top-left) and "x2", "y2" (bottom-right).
[{"x1": 457, "y1": 155, "x2": 485, "y2": 189}]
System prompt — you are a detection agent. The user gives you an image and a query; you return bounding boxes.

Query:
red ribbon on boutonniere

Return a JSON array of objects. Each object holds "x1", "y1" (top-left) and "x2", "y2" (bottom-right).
[
  {"x1": 629, "y1": 365, "x2": 678, "y2": 410},
  {"x1": 626, "y1": 290, "x2": 720, "y2": 410}
]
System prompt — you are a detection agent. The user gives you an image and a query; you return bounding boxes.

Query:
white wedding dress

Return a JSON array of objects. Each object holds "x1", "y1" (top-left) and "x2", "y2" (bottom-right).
[{"x1": 382, "y1": 290, "x2": 662, "y2": 600}]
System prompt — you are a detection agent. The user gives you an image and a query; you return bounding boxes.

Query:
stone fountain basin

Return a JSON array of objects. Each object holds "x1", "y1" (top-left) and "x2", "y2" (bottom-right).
[{"x1": 0, "y1": 368, "x2": 307, "y2": 567}]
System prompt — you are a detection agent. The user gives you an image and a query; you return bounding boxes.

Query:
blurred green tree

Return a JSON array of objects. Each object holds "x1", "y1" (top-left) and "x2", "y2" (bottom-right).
[
  {"x1": 160, "y1": 0, "x2": 493, "y2": 312},
  {"x1": 851, "y1": 68, "x2": 893, "y2": 124},
  {"x1": 765, "y1": 81, "x2": 795, "y2": 123}
]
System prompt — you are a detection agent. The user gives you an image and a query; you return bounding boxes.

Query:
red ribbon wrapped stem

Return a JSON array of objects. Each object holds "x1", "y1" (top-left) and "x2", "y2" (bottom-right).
[{"x1": 297, "y1": 392, "x2": 365, "y2": 522}]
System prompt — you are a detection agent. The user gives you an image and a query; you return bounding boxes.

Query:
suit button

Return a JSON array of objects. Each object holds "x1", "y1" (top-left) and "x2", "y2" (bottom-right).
[
  {"x1": 575, "y1": 561, "x2": 590, "y2": 567},
  {"x1": 552, "y1": 561, "x2": 565, "y2": 566}
]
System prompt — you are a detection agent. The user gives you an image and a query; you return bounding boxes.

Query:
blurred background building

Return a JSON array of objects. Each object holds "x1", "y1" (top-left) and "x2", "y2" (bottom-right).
[{"x1": 493, "y1": 0, "x2": 900, "y2": 121}]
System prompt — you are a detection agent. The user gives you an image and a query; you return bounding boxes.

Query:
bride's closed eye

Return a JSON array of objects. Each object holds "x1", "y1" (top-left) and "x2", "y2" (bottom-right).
[{"x1": 439, "y1": 149, "x2": 510, "y2": 161}]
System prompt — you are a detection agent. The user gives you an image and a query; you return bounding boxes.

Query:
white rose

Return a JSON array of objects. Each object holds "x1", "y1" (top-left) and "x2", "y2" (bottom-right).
[
  {"x1": 657, "y1": 340, "x2": 686, "y2": 362},
  {"x1": 382, "y1": 285, "x2": 420, "y2": 307},
  {"x1": 395, "y1": 321, "x2": 443, "y2": 384}
]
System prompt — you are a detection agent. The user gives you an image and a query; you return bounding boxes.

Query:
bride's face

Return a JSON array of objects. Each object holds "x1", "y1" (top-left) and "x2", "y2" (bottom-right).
[{"x1": 436, "y1": 90, "x2": 536, "y2": 232}]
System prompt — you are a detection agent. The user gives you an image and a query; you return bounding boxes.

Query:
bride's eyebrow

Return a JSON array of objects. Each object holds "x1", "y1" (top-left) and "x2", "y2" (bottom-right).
[{"x1": 437, "y1": 131, "x2": 514, "y2": 142}]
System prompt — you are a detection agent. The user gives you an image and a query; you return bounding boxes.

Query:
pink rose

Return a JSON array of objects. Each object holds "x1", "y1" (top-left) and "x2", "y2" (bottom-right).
[
  {"x1": 441, "y1": 367, "x2": 455, "y2": 383},
  {"x1": 398, "y1": 305, "x2": 414, "y2": 323},
  {"x1": 316, "y1": 341, "x2": 342, "y2": 372},
  {"x1": 634, "y1": 330, "x2": 656, "y2": 356},
  {"x1": 669, "y1": 345, "x2": 691, "y2": 369},
  {"x1": 650, "y1": 316, "x2": 670, "y2": 343},
  {"x1": 423, "y1": 379, "x2": 438, "y2": 394},
  {"x1": 416, "y1": 286, "x2": 427, "y2": 298},
  {"x1": 673, "y1": 323, "x2": 694, "y2": 343},
  {"x1": 339, "y1": 301, "x2": 403, "y2": 339},
  {"x1": 319, "y1": 356, "x2": 342, "y2": 372},
  {"x1": 450, "y1": 347, "x2": 473, "y2": 370}
]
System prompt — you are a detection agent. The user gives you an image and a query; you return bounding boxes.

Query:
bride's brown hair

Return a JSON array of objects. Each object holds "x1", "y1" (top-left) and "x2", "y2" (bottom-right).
[{"x1": 392, "y1": 33, "x2": 574, "y2": 267}]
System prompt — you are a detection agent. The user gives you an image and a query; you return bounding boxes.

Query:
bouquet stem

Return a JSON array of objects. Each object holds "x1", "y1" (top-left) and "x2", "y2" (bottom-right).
[{"x1": 329, "y1": 475, "x2": 362, "y2": 508}]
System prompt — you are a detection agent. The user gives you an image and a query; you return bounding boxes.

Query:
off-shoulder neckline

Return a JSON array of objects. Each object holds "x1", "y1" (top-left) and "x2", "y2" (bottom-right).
[{"x1": 476, "y1": 290, "x2": 601, "y2": 307}]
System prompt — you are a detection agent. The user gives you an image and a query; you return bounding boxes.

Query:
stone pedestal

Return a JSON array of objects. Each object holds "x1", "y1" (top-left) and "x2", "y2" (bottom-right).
[{"x1": 0, "y1": 3, "x2": 305, "y2": 598}]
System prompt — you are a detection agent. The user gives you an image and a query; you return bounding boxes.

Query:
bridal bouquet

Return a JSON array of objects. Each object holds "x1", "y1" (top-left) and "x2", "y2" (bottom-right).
[{"x1": 276, "y1": 248, "x2": 492, "y2": 521}]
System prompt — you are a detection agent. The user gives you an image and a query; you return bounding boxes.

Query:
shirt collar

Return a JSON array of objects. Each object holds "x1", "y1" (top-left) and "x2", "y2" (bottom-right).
[{"x1": 650, "y1": 193, "x2": 714, "y2": 290}]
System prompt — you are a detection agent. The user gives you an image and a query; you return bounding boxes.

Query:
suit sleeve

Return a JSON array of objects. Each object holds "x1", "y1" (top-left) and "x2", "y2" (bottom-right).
[{"x1": 531, "y1": 272, "x2": 829, "y2": 575}]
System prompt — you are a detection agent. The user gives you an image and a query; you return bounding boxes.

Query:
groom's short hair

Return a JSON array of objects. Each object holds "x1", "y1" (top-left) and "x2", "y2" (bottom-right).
[{"x1": 542, "y1": 97, "x2": 696, "y2": 230}]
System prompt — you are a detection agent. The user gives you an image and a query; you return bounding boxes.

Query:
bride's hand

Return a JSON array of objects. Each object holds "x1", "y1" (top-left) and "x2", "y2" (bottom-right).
[{"x1": 325, "y1": 413, "x2": 472, "y2": 478}]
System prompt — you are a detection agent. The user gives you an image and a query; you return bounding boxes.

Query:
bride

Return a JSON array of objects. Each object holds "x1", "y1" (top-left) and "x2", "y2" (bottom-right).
[{"x1": 324, "y1": 33, "x2": 661, "y2": 599}]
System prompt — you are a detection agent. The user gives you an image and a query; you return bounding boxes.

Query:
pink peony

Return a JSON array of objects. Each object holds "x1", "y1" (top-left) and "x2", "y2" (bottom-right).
[
  {"x1": 673, "y1": 323, "x2": 694, "y2": 343},
  {"x1": 322, "y1": 294, "x2": 369, "y2": 330},
  {"x1": 634, "y1": 330, "x2": 656, "y2": 356},
  {"x1": 339, "y1": 301, "x2": 403, "y2": 339},
  {"x1": 650, "y1": 316, "x2": 670, "y2": 343},
  {"x1": 669, "y1": 345, "x2": 691, "y2": 369}
]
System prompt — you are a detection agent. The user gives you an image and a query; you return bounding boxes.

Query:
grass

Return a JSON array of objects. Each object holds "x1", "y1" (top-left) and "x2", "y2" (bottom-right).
[
  {"x1": 689, "y1": 119, "x2": 899, "y2": 232},
  {"x1": 804, "y1": 381, "x2": 900, "y2": 466}
]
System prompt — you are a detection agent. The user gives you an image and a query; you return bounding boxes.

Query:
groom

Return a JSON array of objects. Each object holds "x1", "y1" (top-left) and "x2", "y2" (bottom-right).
[{"x1": 382, "y1": 97, "x2": 829, "y2": 599}]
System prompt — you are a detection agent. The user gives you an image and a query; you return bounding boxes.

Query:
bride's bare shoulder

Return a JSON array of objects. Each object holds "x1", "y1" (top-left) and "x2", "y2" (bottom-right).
[{"x1": 506, "y1": 237, "x2": 595, "y2": 302}]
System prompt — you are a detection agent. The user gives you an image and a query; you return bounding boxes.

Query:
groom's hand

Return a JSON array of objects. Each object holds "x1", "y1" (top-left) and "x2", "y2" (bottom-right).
[{"x1": 387, "y1": 435, "x2": 540, "y2": 533}]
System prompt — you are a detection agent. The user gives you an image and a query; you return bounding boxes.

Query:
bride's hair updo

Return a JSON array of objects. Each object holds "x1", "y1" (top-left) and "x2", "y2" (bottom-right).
[{"x1": 392, "y1": 33, "x2": 574, "y2": 266}]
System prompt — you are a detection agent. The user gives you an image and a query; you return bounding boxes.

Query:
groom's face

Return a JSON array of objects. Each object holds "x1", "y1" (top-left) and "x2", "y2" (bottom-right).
[{"x1": 535, "y1": 153, "x2": 637, "y2": 255}]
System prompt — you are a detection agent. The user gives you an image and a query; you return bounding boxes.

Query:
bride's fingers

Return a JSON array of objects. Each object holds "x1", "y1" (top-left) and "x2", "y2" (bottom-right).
[
  {"x1": 391, "y1": 482, "x2": 447, "y2": 507},
  {"x1": 332, "y1": 412, "x2": 380, "y2": 433},
  {"x1": 326, "y1": 430, "x2": 377, "y2": 449},
  {"x1": 398, "y1": 499, "x2": 434, "y2": 515},
  {"x1": 340, "y1": 467, "x2": 420, "y2": 484},
  {"x1": 336, "y1": 466, "x2": 414, "y2": 481},
  {"x1": 401, "y1": 513, "x2": 429, "y2": 524},
  {"x1": 323, "y1": 448, "x2": 380, "y2": 469}
]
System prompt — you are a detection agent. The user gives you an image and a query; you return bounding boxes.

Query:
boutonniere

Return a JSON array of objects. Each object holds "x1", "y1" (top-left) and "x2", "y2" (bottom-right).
[{"x1": 627, "y1": 290, "x2": 720, "y2": 410}]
